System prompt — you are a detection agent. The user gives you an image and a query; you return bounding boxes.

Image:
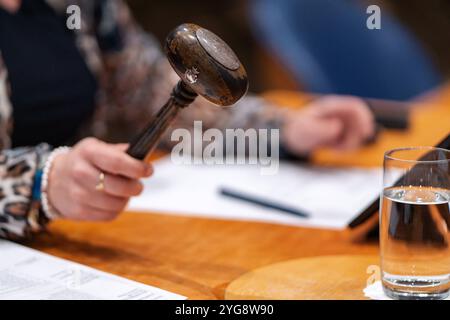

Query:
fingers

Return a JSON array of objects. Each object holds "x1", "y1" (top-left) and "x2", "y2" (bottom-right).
[
  {"x1": 112, "y1": 143, "x2": 130, "y2": 152},
  {"x1": 80, "y1": 138, "x2": 153, "y2": 179},
  {"x1": 73, "y1": 163, "x2": 144, "y2": 198},
  {"x1": 88, "y1": 192, "x2": 129, "y2": 213},
  {"x1": 50, "y1": 138, "x2": 153, "y2": 222},
  {"x1": 102, "y1": 174, "x2": 144, "y2": 197},
  {"x1": 312, "y1": 96, "x2": 375, "y2": 150},
  {"x1": 281, "y1": 108, "x2": 346, "y2": 155},
  {"x1": 67, "y1": 204, "x2": 122, "y2": 221},
  {"x1": 314, "y1": 118, "x2": 344, "y2": 147},
  {"x1": 333, "y1": 130, "x2": 361, "y2": 150},
  {"x1": 70, "y1": 184, "x2": 129, "y2": 212}
]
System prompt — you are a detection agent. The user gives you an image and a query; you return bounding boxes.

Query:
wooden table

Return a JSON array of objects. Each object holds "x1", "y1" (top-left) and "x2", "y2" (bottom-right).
[{"x1": 28, "y1": 85, "x2": 450, "y2": 300}]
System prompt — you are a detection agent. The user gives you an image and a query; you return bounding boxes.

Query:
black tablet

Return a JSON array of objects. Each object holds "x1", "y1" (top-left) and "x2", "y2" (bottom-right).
[{"x1": 348, "y1": 133, "x2": 450, "y2": 232}]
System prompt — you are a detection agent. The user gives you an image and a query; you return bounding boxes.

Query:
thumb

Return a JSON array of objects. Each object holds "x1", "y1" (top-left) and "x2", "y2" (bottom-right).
[{"x1": 112, "y1": 143, "x2": 130, "y2": 152}]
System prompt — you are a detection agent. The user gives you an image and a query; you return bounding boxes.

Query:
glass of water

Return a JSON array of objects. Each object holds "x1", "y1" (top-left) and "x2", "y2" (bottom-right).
[{"x1": 380, "y1": 147, "x2": 450, "y2": 300}]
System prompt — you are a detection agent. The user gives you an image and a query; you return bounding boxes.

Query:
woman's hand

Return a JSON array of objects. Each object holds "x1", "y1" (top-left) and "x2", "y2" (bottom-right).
[
  {"x1": 281, "y1": 95, "x2": 375, "y2": 156},
  {"x1": 47, "y1": 137, "x2": 153, "y2": 221}
]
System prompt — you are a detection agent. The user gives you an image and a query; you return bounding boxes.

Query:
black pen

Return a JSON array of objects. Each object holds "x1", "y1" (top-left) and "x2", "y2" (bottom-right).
[{"x1": 219, "y1": 187, "x2": 310, "y2": 218}]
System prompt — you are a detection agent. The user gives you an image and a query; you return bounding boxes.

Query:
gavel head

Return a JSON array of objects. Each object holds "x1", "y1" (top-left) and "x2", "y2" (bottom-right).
[{"x1": 165, "y1": 23, "x2": 249, "y2": 106}]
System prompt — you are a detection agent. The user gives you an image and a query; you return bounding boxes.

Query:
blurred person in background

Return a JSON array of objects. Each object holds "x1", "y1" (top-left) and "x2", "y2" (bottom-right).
[
  {"x1": 249, "y1": 0, "x2": 443, "y2": 100},
  {"x1": 0, "y1": 0, "x2": 375, "y2": 240}
]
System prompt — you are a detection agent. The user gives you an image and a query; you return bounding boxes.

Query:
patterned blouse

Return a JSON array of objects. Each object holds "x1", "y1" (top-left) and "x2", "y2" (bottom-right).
[{"x1": 0, "y1": 0, "x2": 286, "y2": 240}]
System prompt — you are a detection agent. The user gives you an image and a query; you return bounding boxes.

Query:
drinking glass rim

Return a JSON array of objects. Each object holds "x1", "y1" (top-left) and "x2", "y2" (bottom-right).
[{"x1": 384, "y1": 146, "x2": 450, "y2": 163}]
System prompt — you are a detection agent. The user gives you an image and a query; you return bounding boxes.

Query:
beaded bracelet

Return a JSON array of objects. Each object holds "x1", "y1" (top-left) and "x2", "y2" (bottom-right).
[{"x1": 41, "y1": 146, "x2": 71, "y2": 220}]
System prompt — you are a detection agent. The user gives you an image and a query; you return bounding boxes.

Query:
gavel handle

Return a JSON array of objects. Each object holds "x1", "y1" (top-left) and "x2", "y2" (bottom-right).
[{"x1": 126, "y1": 81, "x2": 198, "y2": 161}]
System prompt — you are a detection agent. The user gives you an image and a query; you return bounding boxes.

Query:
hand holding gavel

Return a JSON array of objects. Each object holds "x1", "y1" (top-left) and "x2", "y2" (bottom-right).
[
  {"x1": 44, "y1": 23, "x2": 374, "y2": 221},
  {"x1": 45, "y1": 24, "x2": 248, "y2": 220}
]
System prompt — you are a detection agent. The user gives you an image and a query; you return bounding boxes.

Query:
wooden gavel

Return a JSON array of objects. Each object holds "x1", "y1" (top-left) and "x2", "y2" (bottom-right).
[{"x1": 126, "y1": 23, "x2": 249, "y2": 161}]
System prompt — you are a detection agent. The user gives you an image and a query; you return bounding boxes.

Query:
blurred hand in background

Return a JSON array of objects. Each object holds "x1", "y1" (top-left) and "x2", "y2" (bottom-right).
[{"x1": 282, "y1": 96, "x2": 375, "y2": 156}]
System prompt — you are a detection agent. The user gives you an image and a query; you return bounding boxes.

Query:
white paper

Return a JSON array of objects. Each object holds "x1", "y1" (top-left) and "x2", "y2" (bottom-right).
[
  {"x1": 0, "y1": 240, "x2": 186, "y2": 300},
  {"x1": 364, "y1": 281, "x2": 450, "y2": 300},
  {"x1": 129, "y1": 157, "x2": 382, "y2": 229},
  {"x1": 364, "y1": 281, "x2": 391, "y2": 300}
]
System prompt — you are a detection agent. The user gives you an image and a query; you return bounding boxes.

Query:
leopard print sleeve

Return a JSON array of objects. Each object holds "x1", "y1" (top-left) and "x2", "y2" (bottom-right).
[{"x1": 0, "y1": 144, "x2": 52, "y2": 240}]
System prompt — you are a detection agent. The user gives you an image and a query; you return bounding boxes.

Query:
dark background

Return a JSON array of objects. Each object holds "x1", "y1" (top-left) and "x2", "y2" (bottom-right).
[{"x1": 127, "y1": 0, "x2": 450, "y2": 93}]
